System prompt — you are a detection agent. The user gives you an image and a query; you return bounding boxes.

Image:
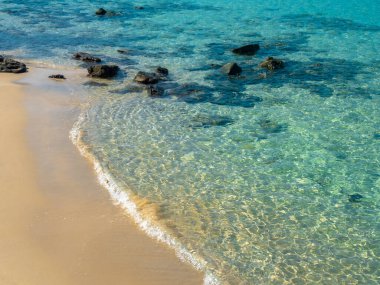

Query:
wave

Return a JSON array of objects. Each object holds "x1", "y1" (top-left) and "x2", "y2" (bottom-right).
[{"x1": 69, "y1": 111, "x2": 220, "y2": 285}]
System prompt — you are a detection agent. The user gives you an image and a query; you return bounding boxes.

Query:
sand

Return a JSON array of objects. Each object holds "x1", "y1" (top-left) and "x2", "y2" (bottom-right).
[{"x1": 0, "y1": 69, "x2": 203, "y2": 285}]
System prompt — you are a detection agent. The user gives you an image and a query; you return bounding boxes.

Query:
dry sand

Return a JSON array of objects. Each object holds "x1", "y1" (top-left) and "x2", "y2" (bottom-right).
[{"x1": 0, "y1": 69, "x2": 203, "y2": 285}]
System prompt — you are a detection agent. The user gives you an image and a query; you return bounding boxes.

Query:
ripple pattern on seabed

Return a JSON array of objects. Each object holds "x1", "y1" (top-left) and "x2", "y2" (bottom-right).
[{"x1": 1, "y1": 0, "x2": 379, "y2": 284}]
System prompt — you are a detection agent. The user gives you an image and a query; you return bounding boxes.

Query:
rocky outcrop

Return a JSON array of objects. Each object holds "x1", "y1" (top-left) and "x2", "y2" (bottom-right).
[
  {"x1": 259, "y1": 57, "x2": 284, "y2": 71},
  {"x1": 73, "y1": 52, "x2": 101, "y2": 63},
  {"x1": 48, "y1": 74, "x2": 66, "y2": 79},
  {"x1": 221, "y1": 62, "x2": 242, "y2": 75},
  {"x1": 87, "y1": 65, "x2": 119, "y2": 78},
  {"x1": 232, "y1": 44, "x2": 260, "y2": 56},
  {"x1": 134, "y1": 71, "x2": 160, "y2": 84},
  {"x1": 0, "y1": 56, "x2": 27, "y2": 73}
]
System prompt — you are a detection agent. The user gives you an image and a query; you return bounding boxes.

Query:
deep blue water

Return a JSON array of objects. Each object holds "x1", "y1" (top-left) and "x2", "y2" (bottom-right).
[{"x1": 2, "y1": 1, "x2": 380, "y2": 284}]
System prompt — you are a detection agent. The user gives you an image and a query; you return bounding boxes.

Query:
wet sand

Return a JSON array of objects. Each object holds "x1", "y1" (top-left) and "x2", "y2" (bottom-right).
[{"x1": 0, "y1": 68, "x2": 203, "y2": 285}]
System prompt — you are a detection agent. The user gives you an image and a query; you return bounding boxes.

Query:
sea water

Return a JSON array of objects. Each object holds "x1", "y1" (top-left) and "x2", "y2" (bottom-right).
[{"x1": 1, "y1": 0, "x2": 379, "y2": 284}]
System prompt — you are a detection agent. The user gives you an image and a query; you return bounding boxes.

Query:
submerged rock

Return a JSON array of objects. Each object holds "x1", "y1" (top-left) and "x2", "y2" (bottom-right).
[
  {"x1": 259, "y1": 119, "x2": 287, "y2": 133},
  {"x1": 147, "y1": 85, "x2": 165, "y2": 97},
  {"x1": 348, "y1": 194, "x2": 364, "y2": 203},
  {"x1": 0, "y1": 57, "x2": 27, "y2": 73},
  {"x1": 232, "y1": 44, "x2": 260, "y2": 56},
  {"x1": 109, "y1": 85, "x2": 142, "y2": 95},
  {"x1": 87, "y1": 65, "x2": 119, "y2": 78},
  {"x1": 221, "y1": 62, "x2": 242, "y2": 76},
  {"x1": 134, "y1": 71, "x2": 160, "y2": 84},
  {"x1": 95, "y1": 8, "x2": 107, "y2": 15},
  {"x1": 166, "y1": 83, "x2": 204, "y2": 97},
  {"x1": 259, "y1": 57, "x2": 284, "y2": 71},
  {"x1": 156, "y1": 66, "x2": 169, "y2": 76},
  {"x1": 117, "y1": 49, "x2": 129, "y2": 54},
  {"x1": 134, "y1": 6, "x2": 144, "y2": 10},
  {"x1": 48, "y1": 74, "x2": 65, "y2": 79},
  {"x1": 191, "y1": 114, "x2": 234, "y2": 128},
  {"x1": 73, "y1": 52, "x2": 101, "y2": 63}
]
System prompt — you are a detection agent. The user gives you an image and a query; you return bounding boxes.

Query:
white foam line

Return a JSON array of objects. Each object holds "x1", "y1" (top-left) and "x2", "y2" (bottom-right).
[{"x1": 70, "y1": 112, "x2": 220, "y2": 285}]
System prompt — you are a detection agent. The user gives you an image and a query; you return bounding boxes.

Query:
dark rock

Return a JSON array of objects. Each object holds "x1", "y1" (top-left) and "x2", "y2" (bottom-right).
[
  {"x1": 134, "y1": 71, "x2": 159, "y2": 84},
  {"x1": 48, "y1": 74, "x2": 66, "y2": 79},
  {"x1": 373, "y1": 132, "x2": 380, "y2": 140},
  {"x1": 232, "y1": 44, "x2": 260, "y2": 56},
  {"x1": 73, "y1": 52, "x2": 101, "y2": 63},
  {"x1": 221, "y1": 62, "x2": 242, "y2": 76},
  {"x1": 134, "y1": 6, "x2": 144, "y2": 10},
  {"x1": 95, "y1": 8, "x2": 107, "y2": 15},
  {"x1": 348, "y1": 194, "x2": 364, "y2": 203},
  {"x1": 0, "y1": 57, "x2": 27, "y2": 73},
  {"x1": 117, "y1": 49, "x2": 129, "y2": 54},
  {"x1": 87, "y1": 65, "x2": 119, "y2": 78},
  {"x1": 259, "y1": 57, "x2": 284, "y2": 71},
  {"x1": 156, "y1": 66, "x2": 169, "y2": 76},
  {"x1": 147, "y1": 85, "x2": 165, "y2": 97}
]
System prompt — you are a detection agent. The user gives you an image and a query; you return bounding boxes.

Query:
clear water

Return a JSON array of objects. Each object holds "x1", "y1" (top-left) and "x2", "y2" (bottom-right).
[{"x1": 2, "y1": 0, "x2": 380, "y2": 284}]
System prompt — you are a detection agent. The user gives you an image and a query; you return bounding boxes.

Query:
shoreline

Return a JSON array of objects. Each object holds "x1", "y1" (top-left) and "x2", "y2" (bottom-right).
[{"x1": 0, "y1": 67, "x2": 204, "y2": 284}]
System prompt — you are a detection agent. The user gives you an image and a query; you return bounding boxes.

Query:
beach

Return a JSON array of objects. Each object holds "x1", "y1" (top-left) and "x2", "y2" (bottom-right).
[
  {"x1": 0, "y1": 68, "x2": 203, "y2": 285},
  {"x1": 1, "y1": 0, "x2": 379, "y2": 283}
]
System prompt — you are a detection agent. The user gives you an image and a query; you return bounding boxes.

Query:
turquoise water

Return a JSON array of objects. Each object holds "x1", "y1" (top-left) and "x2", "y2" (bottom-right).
[{"x1": 2, "y1": 0, "x2": 380, "y2": 283}]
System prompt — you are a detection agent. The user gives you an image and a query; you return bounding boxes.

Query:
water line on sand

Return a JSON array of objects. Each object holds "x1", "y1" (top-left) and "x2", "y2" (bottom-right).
[{"x1": 70, "y1": 110, "x2": 220, "y2": 285}]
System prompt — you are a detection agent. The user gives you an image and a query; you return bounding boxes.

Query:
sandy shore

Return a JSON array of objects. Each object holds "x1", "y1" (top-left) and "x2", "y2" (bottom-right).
[{"x1": 0, "y1": 69, "x2": 203, "y2": 285}]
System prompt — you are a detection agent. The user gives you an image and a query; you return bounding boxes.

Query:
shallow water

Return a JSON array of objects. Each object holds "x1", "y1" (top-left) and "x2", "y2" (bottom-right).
[{"x1": 2, "y1": 0, "x2": 380, "y2": 284}]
